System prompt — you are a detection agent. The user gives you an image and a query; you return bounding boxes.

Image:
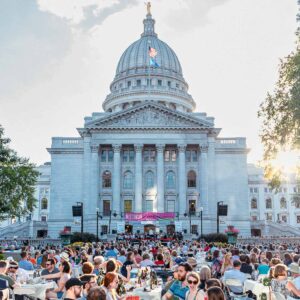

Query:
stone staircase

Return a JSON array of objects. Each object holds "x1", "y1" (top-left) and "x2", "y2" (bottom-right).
[{"x1": 252, "y1": 220, "x2": 300, "y2": 236}]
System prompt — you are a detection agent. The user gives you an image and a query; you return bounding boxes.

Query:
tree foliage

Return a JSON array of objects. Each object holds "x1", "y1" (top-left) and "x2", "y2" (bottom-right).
[
  {"x1": 0, "y1": 125, "x2": 39, "y2": 220},
  {"x1": 258, "y1": 11, "x2": 300, "y2": 189}
]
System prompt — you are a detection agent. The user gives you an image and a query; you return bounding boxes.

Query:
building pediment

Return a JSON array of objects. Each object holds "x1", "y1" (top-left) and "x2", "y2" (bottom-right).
[{"x1": 80, "y1": 103, "x2": 218, "y2": 134}]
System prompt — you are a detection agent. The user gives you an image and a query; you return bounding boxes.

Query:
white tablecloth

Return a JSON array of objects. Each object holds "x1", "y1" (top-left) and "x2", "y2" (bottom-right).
[
  {"x1": 244, "y1": 280, "x2": 272, "y2": 299},
  {"x1": 14, "y1": 281, "x2": 57, "y2": 300},
  {"x1": 126, "y1": 287, "x2": 162, "y2": 300}
]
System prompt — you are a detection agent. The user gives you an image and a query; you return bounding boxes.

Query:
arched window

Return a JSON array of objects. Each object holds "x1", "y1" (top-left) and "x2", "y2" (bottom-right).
[
  {"x1": 280, "y1": 197, "x2": 287, "y2": 209},
  {"x1": 102, "y1": 171, "x2": 111, "y2": 188},
  {"x1": 265, "y1": 198, "x2": 272, "y2": 209},
  {"x1": 251, "y1": 198, "x2": 257, "y2": 209},
  {"x1": 41, "y1": 198, "x2": 48, "y2": 210},
  {"x1": 145, "y1": 171, "x2": 154, "y2": 189},
  {"x1": 123, "y1": 171, "x2": 133, "y2": 189},
  {"x1": 166, "y1": 171, "x2": 176, "y2": 189},
  {"x1": 187, "y1": 171, "x2": 196, "y2": 188}
]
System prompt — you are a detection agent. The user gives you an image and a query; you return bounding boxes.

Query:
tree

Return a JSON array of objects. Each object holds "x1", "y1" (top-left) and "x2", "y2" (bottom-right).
[
  {"x1": 258, "y1": 9, "x2": 300, "y2": 190},
  {"x1": 0, "y1": 125, "x2": 39, "y2": 220}
]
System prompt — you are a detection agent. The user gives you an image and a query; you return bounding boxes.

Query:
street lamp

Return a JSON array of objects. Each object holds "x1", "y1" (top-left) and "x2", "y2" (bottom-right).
[
  {"x1": 109, "y1": 210, "x2": 117, "y2": 234},
  {"x1": 199, "y1": 207, "x2": 203, "y2": 237},
  {"x1": 184, "y1": 212, "x2": 192, "y2": 234},
  {"x1": 96, "y1": 208, "x2": 102, "y2": 242},
  {"x1": 217, "y1": 201, "x2": 223, "y2": 234},
  {"x1": 76, "y1": 202, "x2": 84, "y2": 240}
]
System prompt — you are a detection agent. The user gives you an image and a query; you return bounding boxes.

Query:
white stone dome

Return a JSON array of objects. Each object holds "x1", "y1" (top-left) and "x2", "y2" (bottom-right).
[{"x1": 103, "y1": 12, "x2": 196, "y2": 113}]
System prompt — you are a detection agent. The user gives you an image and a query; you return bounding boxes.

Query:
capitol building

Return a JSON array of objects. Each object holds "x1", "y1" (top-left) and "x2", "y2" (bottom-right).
[{"x1": 1, "y1": 9, "x2": 254, "y2": 238}]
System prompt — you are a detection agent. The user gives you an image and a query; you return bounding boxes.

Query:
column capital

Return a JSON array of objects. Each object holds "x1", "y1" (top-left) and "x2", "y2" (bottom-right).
[
  {"x1": 91, "y1": 145, "x2": 99, "y2": 153},
  {"x1": 112, "y1": 144, "x2": 122, "y2": 153},
  {"x1": 200, "y1": 143, "x2": 209, "y2": 153},
  {"x1": 156, "y1": 144, "x2": 165, "y2": 153},
  {"x1": 178, "y1": 144, "x2": 186, "y2": 153},
  {"x1": 134, "y1": 144, "x2": 143, "y2": 153}
]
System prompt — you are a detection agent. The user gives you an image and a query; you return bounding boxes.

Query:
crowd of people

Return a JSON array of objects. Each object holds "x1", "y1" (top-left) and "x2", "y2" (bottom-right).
[{"x1": 1, "y1": 239, "x2": 300, "y2": 299}]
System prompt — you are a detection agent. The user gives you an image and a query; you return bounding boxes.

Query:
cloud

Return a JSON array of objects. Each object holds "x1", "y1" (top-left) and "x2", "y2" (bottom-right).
[
  {"x1": 0, "y1": 0, "x2": 72, "y2": 98},
  {"x1": 79, "y1": 0, "x2": 139, "y2": 30}
]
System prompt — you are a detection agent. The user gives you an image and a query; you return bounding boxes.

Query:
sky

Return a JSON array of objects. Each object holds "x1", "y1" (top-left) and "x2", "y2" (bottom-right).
[{"x1": 0, "y1": 0, "x2": 298, "y2": 165}]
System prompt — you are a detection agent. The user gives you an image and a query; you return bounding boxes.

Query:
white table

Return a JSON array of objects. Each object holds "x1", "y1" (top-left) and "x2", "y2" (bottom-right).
[
  {"x1": 244, "y1": 279, "x2": 272, "y2": 300},
  {"x1": 14, "y1": 281, "x2": 57, "y2": 300},
  {"x1": 126, "y1": 286, "x2": 162, "y2": 300}
]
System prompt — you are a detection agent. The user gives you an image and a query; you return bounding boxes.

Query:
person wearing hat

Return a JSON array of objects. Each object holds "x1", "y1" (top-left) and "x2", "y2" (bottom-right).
[
  {"x1": 187, "y1": 257, "x2": 198, "y2": 270},
  {"x1": 64, "y1": 278, "x2": 83, "y2": 300},
  {"x1": 7, "y1": 260, "x2": 29, "y2": 283}
]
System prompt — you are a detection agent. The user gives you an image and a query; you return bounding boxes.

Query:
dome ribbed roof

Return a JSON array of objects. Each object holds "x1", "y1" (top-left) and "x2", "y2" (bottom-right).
[{"x1": 115, "y1": 13, "x2": 183, "y2": 78}]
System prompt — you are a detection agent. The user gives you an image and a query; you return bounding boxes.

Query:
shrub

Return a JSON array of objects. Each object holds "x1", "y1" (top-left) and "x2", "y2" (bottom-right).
[
  {"x1": 200, "y1": 233, "x2": 228, "y2": 243},
  {"x1": 70, "y1": 232, "x2": 98, "y2": 243}
]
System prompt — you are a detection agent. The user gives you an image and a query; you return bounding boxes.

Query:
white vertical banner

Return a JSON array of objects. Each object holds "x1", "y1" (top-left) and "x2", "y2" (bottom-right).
[
  {"x1": 117, "y1": 222, "x2": 125, "y2": 233},
  {"x1": 73, "y1": 217, "x2": 81, "y2": 225}
]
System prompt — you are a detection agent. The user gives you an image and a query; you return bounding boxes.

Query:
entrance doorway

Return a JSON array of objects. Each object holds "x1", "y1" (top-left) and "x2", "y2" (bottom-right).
[
  {"x1": 166, "y1": 225, "x2": 175, "y2": 235},
  {"x1": 125, "y1": 224, "x2": 133, "y2": 234},
  {"x1": 144, "y1": 224, "x2": 156, "y2": 234},
  {"x1": 251, "y1": 229, "x2": 261, "y2": 237}
]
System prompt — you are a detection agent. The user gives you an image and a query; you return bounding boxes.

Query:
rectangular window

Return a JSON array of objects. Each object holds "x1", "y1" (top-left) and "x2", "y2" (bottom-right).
[
  {"x1": 144, "y1": 150, "x2": 149, "y2": 162},
  {"x1": 158, "y1": 80, "x2": 162, "y2": 86},
  {"x1": 254, "y1": 188, "x2": 258, "y2": 193},
  {"x1": 191, "y1": 150, "x2": 197, "y2": 162},
  {"x1": 136, "y1": 79, "x2": 141, "y2": 87},
  {"x1": 127, "y1": 81, "x2": 131, "y2": 87},
  {"x1": 264, "y1": 187, "x2": 268, "y2": 193},
  {"x1": 265, "y1": 213, "x2": 273, "y2": 221},
  {"x1": 167, "y1": 81, "x2": 171, "y2": 87},
  {"x1": 108, "y1": 150, "x2": 113, "y2": 162},
  {"x1": 123, "y1": 150, "x2": 129, "y2": 162},
  {"x1": 146, "y1": 200, "x2": 153, "y2": 212},
  {"x1": 186, "y1": 150, "x2": 191, "y2": 162},
  {"x1": 103, "y1": 200, "x2": 111, "y2": 216},
  {"x1": 189, "y1": 200, "x2": 196, "y2": 215},
  {"x1": 101, "y1": 150, "x2": 106, "y2": 162},
  {"x1": 164, "y1": 150, "x2": 170, "y2": 161},
  {"x1": 167, "y1": 200, "x2": 175, "y2": 212},
  {"x1": 282, "y1": 215, "x2": 287, "y2": 223},
  {"x1": 171, "y1": 150, "x2": 176, "y2": 162},
  {"x1": 176, "y1": 83, "x2": 179, "y2": 88},
  {"x1": 297, "y1": 216, "x2": 300, "y2": 224},
  {"x1": 191, "y1": 225, "x2": 198, "y2": 234},
  {"x1": 41, "y1": 216, "x2": 47, "y2": 222},
  {"x1": 129, "y1": 150, "x2": 134, "y2": 162},
  {"x1": 250, "y1": 188, "x2": 253, "y2": 193},
  {"x1": 124, "y1": 200, "x2": 132, "y2": 213},
  {"x1": 150, "y1": 150, "x2": 156, "y2": 162},
  {"x1": 101, "y1": 225, "x2": 108, "y2": 235}
]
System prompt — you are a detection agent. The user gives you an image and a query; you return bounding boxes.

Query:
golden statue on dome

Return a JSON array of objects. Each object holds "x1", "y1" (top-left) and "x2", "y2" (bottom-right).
[{"x1": 145, "y1": 1, "x2": 151, "y2": 15}]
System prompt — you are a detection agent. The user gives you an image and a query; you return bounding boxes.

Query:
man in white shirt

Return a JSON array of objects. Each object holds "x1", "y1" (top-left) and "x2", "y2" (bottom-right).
[
  {"x1": 140, "y1": 253, "x2": 155, "y2": 267},
  {"x1": 223, "y1": 260, "x2": 247, "y2": 294}
]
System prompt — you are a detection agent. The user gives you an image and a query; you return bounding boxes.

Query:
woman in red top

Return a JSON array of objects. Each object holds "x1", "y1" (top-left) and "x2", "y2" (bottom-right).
[{"x1": 155, "y1": 253, "x2": 165, "y2": 266}]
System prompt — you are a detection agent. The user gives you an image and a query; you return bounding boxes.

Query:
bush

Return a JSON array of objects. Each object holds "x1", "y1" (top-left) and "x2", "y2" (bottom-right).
[
  {"x1": 70, "y1": 232, "x2": 98, "y2": 243},
  {"x1": 200, "y1": 233, "x2": 228, "y2": 243}
]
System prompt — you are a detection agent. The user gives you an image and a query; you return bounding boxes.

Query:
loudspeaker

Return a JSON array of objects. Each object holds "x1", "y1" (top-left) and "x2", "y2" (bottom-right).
[
  {"x1": 112, "y1": 229, "x2": 117, "y2": 234},
  {"x1": 72, "y1": 205, "x2": 82, "y2": 217},
  {"x1": 218, "y1": 204, "x2": 228, "y2": 216}
]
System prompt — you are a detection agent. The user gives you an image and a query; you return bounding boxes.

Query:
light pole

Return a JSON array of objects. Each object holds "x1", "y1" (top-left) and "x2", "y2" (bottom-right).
[
  {"x1": 109, "y1": 210, "x2": 117, "y2": 234},
  {"x1": 217, "y1": 201, "x2": 223, "y2": 234},
  {"x1": 184, "y1": 212, "x2": 192, "y2": 234},
  {"x1": 199, "y1": 207, "x2": 203, "y2": 237},
  {"x1": 96, "y1": 208, "x2": 102, "y2": 242}
]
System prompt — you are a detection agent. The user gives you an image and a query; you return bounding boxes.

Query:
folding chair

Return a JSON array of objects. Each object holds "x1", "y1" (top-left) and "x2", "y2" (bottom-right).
[{"x1": 224, "y1": 279, "x2": 247, "y2": 300}]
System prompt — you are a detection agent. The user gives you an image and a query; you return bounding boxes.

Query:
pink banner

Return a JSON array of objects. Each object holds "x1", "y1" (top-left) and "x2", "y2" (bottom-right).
[{"x1": 125, "y1": 212, "x2": 175, "y2": 221}]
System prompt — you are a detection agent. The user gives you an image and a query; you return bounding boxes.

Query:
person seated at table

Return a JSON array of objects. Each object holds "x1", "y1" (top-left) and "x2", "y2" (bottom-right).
[
  {"x1": 155, "y1": 253, "x2": 165, "y2": 266},
  {"x1": 223, "y1": 260, "x2": 247, "y2": 294},
  {"x1": 240, "y1": 254, "x2": 253, "y2": 275},
  {"x1": 105, "y1": 246, "x2": 118, "y2": 260},
  {"x1": 41, "y1": 258, "x2": 59, "y2": 283},
  {"x1": 270, "y1": 264, "x2": 290, "y2": 297},
  {"x1": 207, "y1": 286, "x2": 225, "y2": 300},
  {"x1": 220, "y1": 253, "x2": 233, "y2": 275},
  {"x1": 0, "y1": 261, "x2": 19, "y2": 289},
  {"x1": 199, "y1": 266, "x2": 211, "y2": 290},
  {"x1": 79, "y1": 274, "x2": 98, "y2": 299},
  {"x1": 117, "y1": 250, "x2": 126, "y2": 264},
  {"x1": 258, "y1": 258, "x2": 270, "y2": 275},
  {"x1": 7, "y1": 261, "x2": 29, "y2": 284},
  {"x1": 185, "y1": 271, "x2": 202, "y2": 300},
  {"x1": 44, "y1": 260, "x2": 71, "y2": 299},
  {"x1": 140, "y1": 253, "x2": 155, "y2": 267},
  {"x1": 102, "y1": 272, "x2": 122, "y2": 300},
  {"x1": 163, "y1": 250, "x2": 173, "y2": 269},
  {"x1": 120, "y1": 252, "x2": 138, "y2": 279},
  {"x1": 64, "y1": 278, "x2": 83, "y2": 300},
  {"x1": 163, "y1": 262, "x2": 193, "y2": 300},
  {"x1": 87, "y1": 287, "x2": 106, "y2": 300},
  {"x1": 82, "y1": 262, "x2": 94, "y2": 275},
  {"x1": 18, "y1": 252, "x2": 34, "y2": 271}
]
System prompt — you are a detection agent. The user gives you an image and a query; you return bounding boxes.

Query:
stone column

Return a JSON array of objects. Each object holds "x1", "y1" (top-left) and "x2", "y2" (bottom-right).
[
  {"x1": 83, "y1": 135, "x2": 91, "y2": 218},
  {"x1": 178, "y1": 144, "x2": 187, "y2": 214},
  {"x1": 90, "y1": 145, "x2": 99, "y2": 215},
  {"x1": 134, "y1": 144, "x2": 143, "y2": 212},
  {"x1": 112, "y1": 144, "x2": 121, "y2": 214},
  {"x1": 200, "y1": 144, "x2": 209, "y2": 214},
  {"x1": 156, "y1": 144, "x2": 165, "y2": 212}
]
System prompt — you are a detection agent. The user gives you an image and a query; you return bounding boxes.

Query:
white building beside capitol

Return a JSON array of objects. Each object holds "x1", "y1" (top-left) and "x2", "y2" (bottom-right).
[{"x1": 6, "y1": 8, "x2": 299, "y2": 239}]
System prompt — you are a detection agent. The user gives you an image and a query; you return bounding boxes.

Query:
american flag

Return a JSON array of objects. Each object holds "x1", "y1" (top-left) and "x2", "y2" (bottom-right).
[{"x1": 148, "y1": 46, "x2": 157, "y2": 57}]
